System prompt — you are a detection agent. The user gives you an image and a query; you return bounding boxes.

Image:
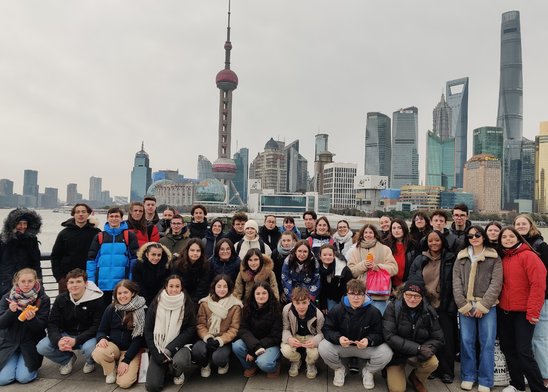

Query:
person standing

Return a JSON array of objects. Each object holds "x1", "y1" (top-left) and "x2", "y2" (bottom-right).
[
  {"x1": 51, "y1": 203, "x2": 100, "y2": 293},
  {"x1": 202, "y1": 218, "x2": 225, "y2": 260},
  {"x1": 385, "y1": 218, "x2": 419, "y2": 292},
  {"x1": 159, "y1": 214, "x2": 188, "y2": 258},
  {"x1": 132, "y1": 242, "x2": 172, "y2": 306},
  {"x1": 450, "y1": 204, "x2": 471, "y2": 252},
  {"x1": 259, "y1": 215, "x2": 281, "y2": 251},
  {"x1": 301, "y1": 211, "x2": 317, "y2": 240},
  {"x1": 307, "y1": 216, "x2": 333, "y2": 259},
  {"x1": 225, "y1": 212, "x2": 248, "y2": 245},
  {"x1": 126, "y1": 202, "x2": 160, "y2": 247},
  {"x1": 410, "y1": 211, "x2": 432, "y2": 244},
  {"x1": 143, "y1": 196, "x2": 159, "y2": 227},
  {"x1": 332, "y1": 219, "x2": 354, "y2": 257},
  {"x1": 281, "y1": 240, "x2": 321, "y2": 301},
  {"x1": 187, "y1": 204, "x2": 209, "y2": 240},
  {"x1": 379, "y1": 215, "x2": 391, "y2": 241}
]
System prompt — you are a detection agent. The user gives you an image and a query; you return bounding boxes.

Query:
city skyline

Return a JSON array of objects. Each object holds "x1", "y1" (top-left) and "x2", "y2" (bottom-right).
[{"x1": 1, "y1": 2, "x2": 547, "y2": 199}]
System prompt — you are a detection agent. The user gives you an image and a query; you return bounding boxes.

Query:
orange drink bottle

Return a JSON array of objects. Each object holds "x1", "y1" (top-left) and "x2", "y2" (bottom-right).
[{"x1": 18, "y1": 304, "x2": 38, "y2": 321}]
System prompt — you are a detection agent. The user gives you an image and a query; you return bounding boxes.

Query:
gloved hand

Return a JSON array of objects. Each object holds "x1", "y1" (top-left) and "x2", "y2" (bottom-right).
[
  {"x1": 207, "y1": 338, "x2": 220, "y2": 351},
  {"x1": 417, "y1": 344, "x2": 434, "y2": 360}
]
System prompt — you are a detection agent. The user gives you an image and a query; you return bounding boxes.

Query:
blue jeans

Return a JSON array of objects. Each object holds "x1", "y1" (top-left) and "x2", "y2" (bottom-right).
[
  {"x1": 459, "y1": 307, "x2": 497, "y2": 387},
  {"x1": 371, "y1": 299, "x2": 388, "y2": 315},
  {"x1": 533, "y1": 299, "x2": 548, "y2": 378},
  {"x1": 36, "y1": 335, "x2": 96, "y2": 365},
  {"x1": 0, "y1": 351, "x2": 37, "y2": 386},
  {"x1": 232, "y1": 339, "x2": 280, "y2": 373}
]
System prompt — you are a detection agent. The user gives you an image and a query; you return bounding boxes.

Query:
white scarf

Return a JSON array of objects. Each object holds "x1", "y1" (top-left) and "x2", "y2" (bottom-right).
[
  {"x1": 200, "y1": 294, "x2": 242, "y2": 336},
  {"x1": 153, "y1": 290, "x2": 185, "y2": 353}
]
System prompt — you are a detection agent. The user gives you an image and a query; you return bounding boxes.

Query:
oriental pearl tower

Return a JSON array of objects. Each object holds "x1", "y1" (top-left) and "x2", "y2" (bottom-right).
[{"x1": 212, "y1": 1, "x2": 243, "y2": 205}]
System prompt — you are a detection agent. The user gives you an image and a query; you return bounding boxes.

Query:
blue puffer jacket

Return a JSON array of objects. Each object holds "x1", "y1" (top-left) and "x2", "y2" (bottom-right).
[{"x1": 87, "y1": 222, "x2": 139, "y2": 291}]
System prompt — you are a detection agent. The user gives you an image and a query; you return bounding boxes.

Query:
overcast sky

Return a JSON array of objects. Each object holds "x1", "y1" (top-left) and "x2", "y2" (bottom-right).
[{"x1": 1, "y1": 1, "x2": 547, "y2": 200}]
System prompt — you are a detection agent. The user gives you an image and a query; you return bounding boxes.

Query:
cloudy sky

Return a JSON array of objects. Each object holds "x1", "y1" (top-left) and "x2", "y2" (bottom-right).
[{"x1": 1, "y1": 1, "x2": 547, "y2": 200}]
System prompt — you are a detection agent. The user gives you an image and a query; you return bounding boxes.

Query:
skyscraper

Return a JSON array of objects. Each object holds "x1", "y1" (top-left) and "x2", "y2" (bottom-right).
[
  {"x1": 473, "y1": 127, "x2": 504, "y2": 160},
  {"x1": 130, "y1": 142, "x2": 152, "y2": 202},
  {"x1": 503, "y1": 137, "x2": 535, "y2": 210},
  {"x1": 432, "y1": 93, "x2": 452, "y2": 139},
  {"x1": 315, "y1": 134, "x2": 329, "y2": 161},
  {"x1": 427, "y1": 94, "x2": 456, "y2": 189},
  {"x1": 89, "y1": 176, "x2": 102, "y2": 201},
  {"x1": 463, "y1": 154, "x2": 501, "y2": 212},
  {"x1": 535, "y1": 121, "x2": 548, "y2": 213},
  {"x1": 391, "y1": 107, "x2": 419, "y2": 188},
  {"x1": 313, "y1": 134, "x2": 334, "y2": 194},
  {"x1": 0, "y1": 179, "x2": 14, "y2": 197},
  {"x1": 233, "y1": 147, "x2": 249, "y2": 203},
  {"x1": 446, "y1": 78, "x2": 469, "y2": 188},
  {"x1": 66, "y1": 183, "x2": 78, "y2": 205},
  {"x1": 249, "y1": 138, "x2": 287, "y2": 193},
  {"x1": 364, "y1": 112, "x2": 391, "y2": 179},
  {"x1": 42, "y1": 187, "x2": 59, "y2": 209},
  {"x1": 23, "y1": 169, "x2": 39, "y2": 207},
  {"x1": 323, "y1": 163, "x2": 357, "y2": 210},
  {"x1": 197, "y1": 155, "x2": 213, "y2": 181},
  {"x1": 285, "y1": 140, "x2": 308, "y2": 193}
]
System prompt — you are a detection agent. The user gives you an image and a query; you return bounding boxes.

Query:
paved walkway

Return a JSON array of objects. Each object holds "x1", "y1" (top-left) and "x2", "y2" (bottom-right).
[{"x1": 2, "y1": 356, "x2": 520, "y2": 392}]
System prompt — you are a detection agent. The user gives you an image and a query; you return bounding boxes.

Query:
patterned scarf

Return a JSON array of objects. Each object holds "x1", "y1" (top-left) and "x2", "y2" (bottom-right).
[
  {"x1": 9, "y1": 281, "x2": 40, "y2": 308},
  {"x1": 115, "y1": 295, "x2": 147, "y2": 338}
]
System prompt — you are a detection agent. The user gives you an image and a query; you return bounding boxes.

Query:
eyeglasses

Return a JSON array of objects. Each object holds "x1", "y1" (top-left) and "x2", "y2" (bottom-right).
[
  {"x1": 348, "y1": 292, "x2": 365, "y2": 297},
  {"x1": 467, "y1": 233, "x2": 482, "y2": 239},
  {"x1": 404, "y1": 292, "x2": 422, "y2": 300}
]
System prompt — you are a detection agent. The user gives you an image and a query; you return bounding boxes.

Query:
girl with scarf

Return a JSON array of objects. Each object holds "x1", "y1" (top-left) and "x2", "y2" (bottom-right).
[
  {"x1": 92, "y1": 280, "x2": 146, "y2": 388},
  {"x1": 192, "y1": 275, "x2": 243, "y2": 377},
  {"x1": 271, "y1": 231, "x2": 298, "y2": 299},
  {"x1": 318, "y1": 244, "x2": 352, "y2": 312},
  {"x1": 347, "y1": 224, "x2": 398, "y2": 314},
  {"x1": 209, "y1": 238, "x2": 241, "y2": 284},
  {"x1": 234, "y1": 249, "x2": 279, "y2": 302},
  {"x1": 332, "y1": 219, "x2": 354, "y2": 257},
  {"x1": 0, "y1": 268, "x2": 50, "y2": 386},
  {"x1": 282, "y1": 240, "x2": 321, "y2": 301},
  {"x1": 144, "y1": 275, "x2": 197, "y2": 391}
]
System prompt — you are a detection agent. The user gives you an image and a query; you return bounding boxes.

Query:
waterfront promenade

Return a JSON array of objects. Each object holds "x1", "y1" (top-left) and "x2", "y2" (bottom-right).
[{"x1": 2, "y1": 357, "x2": 521, "y2": 392}]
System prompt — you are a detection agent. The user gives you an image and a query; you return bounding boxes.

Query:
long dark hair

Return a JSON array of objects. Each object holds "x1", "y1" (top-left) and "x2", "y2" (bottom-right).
[
  {"x1": 463, "y1": 225, "x2": 488, "y2": 248},
  {"x1": 242, "y1": 248, "x2": 265, "y2": 273},
  {"x1": 355, "y1": 224, "x2": 381, "y2": 245},
  {"x1": 386, "y1": 218, "x2": 413, "y2": 254},
  {"x1": 209, "y1": 274, "x2": 235, "y2": 301},
  {"x1": 214, "y1": 238, "x2": 237, "y2": 262},
  {"x1": 128, "y1": 202, "x2": 147, "y2": 233},
  {"x1": 410, "y1": 211, "x2": 432, "y2": 240},
  {"x1": 288, "y1": 240, "x2": 316, "y2": 277},
  {"x1": 243, "y1": 281, "x2": 279, "y2": 317},
  {"x1": 173, "y1": 238, "x2": 208, "y2": 274},
  {"x1": 113, "y1": 279, "x2": 140, "y2": 329}
]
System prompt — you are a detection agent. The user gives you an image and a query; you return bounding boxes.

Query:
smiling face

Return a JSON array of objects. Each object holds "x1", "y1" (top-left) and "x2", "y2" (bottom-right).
[
  {"x1": 116, "y1": 285, "x2": 134, "y2": 305},
  {"x1": 280, "y1": 233, "x2": 295, "y2": 250},
  {"x1": 362, "y1": 227, "x2": 376, "y2": 241},
  {"x1": 187, "y1": 243, "x2": 201, "y2": 262},
  {"x1": 315, "y1": 219, "x2": 329, "y2": 235},
  {"x1": 247, "y1": 254, "x2": 261, "y2": 271},
  {"x1": 295, "y1": 244, "x2": 309, "y2": 262},
  {"x1": 303, "y1": 214, "x2": 315, "y2": 230},
  {"x1": 166, "y1": 278, "x2": 182, "y2": 296},
  {"x1": 192, "y1": 208, "x2": 205, "y2": 223},
  {"x1": 500, "y1": 229, "x2": 519, "y2": 249},
  {"x1": 514, "y1": 217, "x2": 531, "y2": 236},
  {"x1": 107, "y1": 212, "x2": 122, "y2": 228},
  {"x1": 218, "y1": 242, "x2": 232, "y2": 261},
  {"x1": 214, "y1": 279, "x2": 229, "y2": 299},
  {"x1": 320, "y1": 247, "x2": 334, "y2": 265},
  {"x1": 467, "y1": 228, "x2": 484, "y2": 248},
  {"x1": 486, "y1": 225, "x2": 501, "y2": 242},
  {"x1": 244, "y1": 226, "x2": 257, "y2": 239},
  {"x1": 337, "y1": 221, "x2": 349, "y2": 236},
  {"x1": 427, "y1": 232, "x2": 443, "y2": 253},
  {"x1": 413, "y1": 214, "x2": 426, "y2": 229},
  {"x1": 170, "y1": 218, "x2": 184, "y2": 235},
  {"x1": 391, "y1": 222, "x2": 403, "y2": 240},
  {"x1": 146, "y1": 247, "x2": 163, "y2": 264},
  {"x1": 67, "y1": 276, "x2": 87, "y2": 300},
  {"x1": 16, "y1": 273, "x2": 36, "y2": 293},
  {"x1": 211, "y1": 221, "x2": 223, "y2": 236},
  {"x1": 379, "y1": 216, "x2": 391, "y2": 232}
]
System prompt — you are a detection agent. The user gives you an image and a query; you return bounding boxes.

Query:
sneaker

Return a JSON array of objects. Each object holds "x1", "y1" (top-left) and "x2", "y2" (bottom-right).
[
  {"x1": 83, "y1": 362, "x2": 96, "y2": 374},
  {"x1": 306, "y1": 363, "x2": 317, "y2": 379},
  {"x1": 201, "y1": 364, "x2": 211, "y2": 378},
  {"x1": 362, "y1": 369, "x2": 375, "y2": 390},
  {"x1": 502, "y1": 386, "x2": 525, "y2": 392},
  {"x1": 477, "y1": 386, "x2": 490, "y2": 392},
  {"x1": 173, "y1": 373, "x2": 185, "y2": 385},
  {"x1": 218, "y1": 363, "x2": 229, "y2": 375},
  {"x1": 461, "y1": 381, "x2": 474, "y2": 390},
  {"x1": 59, "y1": 354, "x2": 76, "y2": 375},
  {"x1": 289, "y1": 360, "x2": 301, "y2": 377},
  {"x1": 333, "y1": 367, "x2": 347, "y2": 387},
  {"x1": 106, "y1": 369, "x2": 116, "y2": 384}
]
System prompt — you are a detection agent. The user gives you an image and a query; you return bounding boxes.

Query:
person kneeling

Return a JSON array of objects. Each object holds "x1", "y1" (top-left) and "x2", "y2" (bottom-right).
[
  {"x1": 281, "y1": 286, "x2": 324, "y2": 379},
  {"x1": 383, "y1": 280, "x2": 444, "y2": 392},
  {"x1": 319, "y1": 279, "x2": 393, "y2": 389}
]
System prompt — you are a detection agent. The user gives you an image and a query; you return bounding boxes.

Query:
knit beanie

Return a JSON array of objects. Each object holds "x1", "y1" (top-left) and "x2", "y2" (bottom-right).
[
  {"x1": 244, "y1": 220, "x2": 259, "y2": 233},
  {"x1": 402, "y1": 279, "x2": 424, "y2": 296}
]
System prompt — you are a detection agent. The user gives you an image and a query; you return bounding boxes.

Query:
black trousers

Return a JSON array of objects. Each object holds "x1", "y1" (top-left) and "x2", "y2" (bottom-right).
[
  {"x1": 191, "y1": 340, "x2": 232, "y2": 368},
  {"x1": 437, "y1": 311, "x2": 457, "y2": 377},
  {"x1": 497, "y1": 309, "x2": 547, "y2": 392},
  {"x1": 145, "y1": 347, "x2": 193, "y2": 392}
]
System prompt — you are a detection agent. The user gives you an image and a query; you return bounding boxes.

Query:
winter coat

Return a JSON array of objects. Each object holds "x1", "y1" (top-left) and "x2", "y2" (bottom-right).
[
  {"x1": 282, "y1": 303, "x2": 324, "y2": 345},
  {"x1": 0, "y1": 288, "x2": 50, "y2": 372},
  {"x1": 453, "y1": 247, "x2": 502, "y2": 315},
  {"x1": 270, "y1": 248, "x2": 289, "y2": 298},
  {"x1": 126, "y1": 221, "x2": 160, "y2": 248},
  {"x1": 96, "y1": 304, "x2": 146, "y2": 364},
  {"x1": 202, "y1": 230, "x2": 225, "y2": 260},
  {"x1": 259, "y1": 226, "x2": 281, "y2": 251},
  {"x1": 51, "y1": 218, "x2": 100, "y2": 281},
  {"x1": 281, "y1": 257, "x2": 321, "y2": 300},
  {"x1": 47, "y1": 282, "x2": 104, "y2": 346},
  {"x1": 159, "y1": 229, "x2": 188, "y2": 257},
  {"x1": 233, "y1": 255, "x2": 280, "y2": 302},
  {"x1": 499, "y1": 243, "x2": 547, "y2": 322},
  {"x1": 322, "y1": 295, "x2": 384, "y2": 346},
  {"x1": 196, "y1": 300, "x2": 242, "y2": 346},
  {"x1": 390, "y1": 240, "x2": 420, "y2": 289},
  {"x1": 187, "y1": 220, "x2": 209, "y2": 240},
  {"x1": 171, "y1": 259, "x2": 213, "y2": 305},
  {"x1": 156, "y1": 219, "x2": 170, "y2": 238},
  {"x1": 210, "y1": 254, "x2": 241, "y2": 284},
  {"x1": 225, "y1": 228, "x2": 244, "y2": 245},
  {"x1": 318, "y1": 257, "x2": 353, "y2": 311},
  {"x1": 132, "y1": 242, "x2": 172, "y2": 305},
  {"x1": 450, "y1": 220, "x2": 472, "y2": 253},
  {"x1": 236, "y1": 235, "x2": 271, "y2": 260},
  {"x1": 523, "y1": 234, "x2": 548, "y2": 300},
  {"x1": 332, "y1": 231, "x2": 354, "y2": 257},
  {"x1": 144, "y1": 293, "x2": 197, "y2": 365},
  {"x1": 409, "y1": 250, "x2": 456, "y2": 314},
  {"x1": 382, "y1": 298, "x2": 444, "y2": 365},
  {"x1": 0, "y1": 208, "x2": 42, "y2": 296},
  {"x1": 87, "y1": 221, "x2": 139, "y2": 291},
  {"x1": 238, "y1": 302, "x2": 282, "y2": 354},
  {"x1": 307, "y1": 233, "x2": 333, "y2": 258}
]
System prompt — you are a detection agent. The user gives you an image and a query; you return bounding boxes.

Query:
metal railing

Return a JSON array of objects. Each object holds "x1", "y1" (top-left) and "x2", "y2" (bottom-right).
[{"x1": 40, "y1": 252, "x2": 60, "y2": 300}]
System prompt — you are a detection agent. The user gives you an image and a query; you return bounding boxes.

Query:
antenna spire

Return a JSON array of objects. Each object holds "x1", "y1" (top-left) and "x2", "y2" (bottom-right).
[{"x1": 224, "y1": 0, "x2": 232, "y2": 69}]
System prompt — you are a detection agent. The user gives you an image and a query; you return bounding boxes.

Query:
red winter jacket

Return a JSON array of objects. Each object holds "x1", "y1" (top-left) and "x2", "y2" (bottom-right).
[
  {"x1": 499, "y1": 243, "x2": 547, "y2": 321},
  {"x1": 130, "y1": 226, "x2": 160, "y2": 248}
]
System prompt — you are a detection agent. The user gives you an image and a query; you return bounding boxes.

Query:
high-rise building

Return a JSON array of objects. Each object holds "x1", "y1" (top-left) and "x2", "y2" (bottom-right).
[
  {"x1": 197, "y1": 155, "x2": 214, "y2": 181},
  {"x1": 323, "y1": 163, "x2": 357, "y2": 210},
  {"x1": 42, "y1": 187, "x2": 59, "y2": 209},
  {"x1": 535, "y1": 121, "x2": 548, "y2": 213},
  {"x1": 313, "y1": 133, "x2": 334, "y2": 194},
  {"x1": 463, "y1": 154, "x2": 501, "y2": 212},
  {"x1": 0, "y1": 179, "x2": 14, "y2": 196},
  {"x1": 89, "y1": 176, "x2": 102, "y2": 201},
  {"x1": 315, "y1": 134, "x2": 329, "y2": 161},
  {"x1": 391, "y1": 107, "x2": 419, "y2": 188},
  {"x1": 23, "y1": 169, "x2": 39, "y2": 207},
  {"x1": 426, "y1": 131, "x2": 455, "y2": 189},
  {"x1": 364, "y1": 112, "x2": 391, "y2": 179},
  {"x1": 446, "y1": 78, "x2": 469, "y2": 188},
  {"x1": 433, "y1": 93, "x2": 452, "y2": 139},
  {"x1": 473, "y1": 127, "x2": 504, "y2": 160},
  {"x1": 233, "y1": 147, "x2": 249, "y2": 203},
  {"x1": 249, "y1": 138, "x2": 287, "y2": 193},
  {"x1": 285, "y1": 140, "x2": 308, "y2": 193},
  {"x1": 497, "y1": 10, "x2": 523, "y2": 141},
  {"x1": 130, "y1": 142, "x2": 152, "y2": 202},
  {"x1": 66, "y1": 183, "x2": 78, "y2": 205},
  {"x1": 399, "y1": 185, "x2": 443, "y2": 211},
  {"x1": 503, "y1": 137, "x2": 535, "y2": 210}
]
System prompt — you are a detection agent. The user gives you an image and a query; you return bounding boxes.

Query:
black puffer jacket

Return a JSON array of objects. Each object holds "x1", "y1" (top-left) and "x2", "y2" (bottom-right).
[
  {"x1": 258, "y1": 226, "x2": 281, "y2": 252},
  {"x1": 132, "y1": 243, "x2": 172, "y2": 305},
  {"x1": 0, "y1": 208, "x2": 42, "y2": 296},
  {"x1": 238, "y1": 302, "x2": 282, "y2": 355},
  {"x1": 51, "y1": 218, "x2": 100, "y2": 281},
  {"x1": 187, "y1": 220, "x2": 209, "y2": 239},
  {"x1": 383, "y1": 298, "x2": 444, "y2": 365}
]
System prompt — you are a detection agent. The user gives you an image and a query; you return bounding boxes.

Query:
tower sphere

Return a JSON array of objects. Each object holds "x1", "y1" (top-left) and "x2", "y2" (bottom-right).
[
  {"x1": 216, "y1": 69, "x2": 238, "y2": 91},
  {"x1": 212, "y1": 157, "x2": 237, "y2": 180}
]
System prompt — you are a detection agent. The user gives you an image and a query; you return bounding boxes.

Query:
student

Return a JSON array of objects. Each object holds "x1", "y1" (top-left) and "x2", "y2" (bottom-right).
[
  {"x1": 453, "y1": 226, "x2": 502, "y2": 392},
  {"x1": 202, "y1": 218, "x2": 225, "y2": 260},
  {"x1": 187, "y1": 204, "x2": 209, "y2": 240},
  {"x1": 92, "y1": 280, "x2": 146, "y2": 388},
  {"x1": 318, "y1": 244, "x2": 352, "y2": 313},
  {"x1": 484, "y1": 221, "x2": 502, "y2": 249},
  {"x1": 37, "y1": 268, "x2": 103, "y2": 375},
  {"x1": 450, "y1": 203, "x2": 471, "y2": 252},
  {"x1": 132, "y1": 242, "x2": 172, "y2": 306},
  {"x1": 144, "y1": 275, "x2": 197, "y2": 391},
  {"x1": 332, "y1": 219, "x2": 354, "y2": 257},
  {"x1": 171, "y1": 239, "x2": 212, "y2": 306},
  {"x1": 232, "y1": 282, "x2": 282, "y2": 378},
  {"x1": 318, "y1": 279, "x2": 393, "y2": 389},
  {"x1": 301, "y1": 211, "x2": 317, "y2": 240},
  {"x1": 427, "y1": 210, "x2": 457, "y2": 253},
  {"x1": 379, "y1": 215, "x2": 391, "y2": 241},
  {"x1": 307, "y1": 216, "x2": 333, "y2": 258},
  {"x1": 271, "y1": 231, "x2": 298, "y2": 298},
  {"x1": 226, "y1": 212, "x2": 248, "y2": 245},
  {"x1": 281, "y1": 286, "x2": 324, "y2": 379},
  {"x1": 51, "y1": 203, "x2": 100, "y2": 293},
  {"x1": 234, "y1": 249, "x2": 279, "y2": 302},
  {"x1": 259, "y1": 215, "x2": 281, "y2": 251},
  {"x1": 0, "y1": 268, "x2": 50, "y2": 386},
  {"x1": 127, "y1": 202, "x2": 160, "y2": 247},
  {"x1": 192, "y1": 275, "x2": 243, "y2": 377},
  {"x1": 410, "y1": 211, "x2": 432, "y2": 244},
  {"x1": 385, "y1": 218, "x2": 419, "y2": 291},
  {"x1": 209, "y1": 238, "x2": 241, "y2": 284},
  {"x1": 281, "y1": 240, "x2": 320, "y2": 301},
  {"x1": 281, "y1": 216, "x2": 302, "y2": 239},
  {"x1": 143, "y1": 196, "x2": 159, "y2": 227},
  {"x1": 236, "y1": 220, "x2": 271, "y2": 260},
  {"x1": 159, "y1": 214, "x2": 188, "y2": 258},
  {"x1": 383, "y1": 280, "x2": 444, "y2": 392},
  {"x1": 0, "y1": 208, "x2": 42, "y2": 297},
  {"x1": 156, "y1": 207, "x2": 175, "y2": 238}
]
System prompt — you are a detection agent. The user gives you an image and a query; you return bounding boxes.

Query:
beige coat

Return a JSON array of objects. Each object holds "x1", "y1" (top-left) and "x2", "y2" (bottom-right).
[
  {"x1": 233, "y1": 255, "x2": 280, "y2": 301},
  {"x1": 196, "y1": 301, "x2": 242, "y2": 346},
  {"x1": 281, "y1": 303, "x2": 324, "y2": 346}
]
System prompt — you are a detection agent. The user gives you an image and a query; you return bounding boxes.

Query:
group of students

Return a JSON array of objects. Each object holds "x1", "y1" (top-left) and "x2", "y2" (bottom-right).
[{"x1": 0, "y1": 202, "x2": 547, "y2": 392}]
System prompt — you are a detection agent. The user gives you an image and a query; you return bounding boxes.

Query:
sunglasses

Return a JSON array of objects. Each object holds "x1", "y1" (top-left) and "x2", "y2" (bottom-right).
[{"x1": 467, "y1": 233, "x2": 482, "y2": 239}]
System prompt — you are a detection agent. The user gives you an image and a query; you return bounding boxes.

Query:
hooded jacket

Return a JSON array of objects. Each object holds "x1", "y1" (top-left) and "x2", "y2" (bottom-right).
[
  {"x1": 132, "y1": 242, "x2": 172, "y2": 305},
  {"x1": 233, "y1": 255, "x2": 279, "y2": 301},
  {"x1": 51, "y1": 218, "x2": 100, "y2": 281},
  {"x1": 0, "y1": 208, "x2": 42, "y2": 296}
]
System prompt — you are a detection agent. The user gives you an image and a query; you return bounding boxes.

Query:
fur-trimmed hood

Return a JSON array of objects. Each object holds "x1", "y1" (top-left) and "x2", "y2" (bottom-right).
[
  {"x1": 137, "y1": 241, "x2": 173, "y2": 264},
  {"x1": 239, "y1": 254, "x2": 275, "y2": 283},
  {"x1": 456, "y1": 246, "x2": 499, "y2": 262},
  {"x1": 1, "y1": 208, "x2": 42, "y2": 242}
]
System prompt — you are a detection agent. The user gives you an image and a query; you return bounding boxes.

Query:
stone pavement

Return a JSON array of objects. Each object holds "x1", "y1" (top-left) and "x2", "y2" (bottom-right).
[{"x1": 2, "y1": 355, "x2": 522, "y2": 392}]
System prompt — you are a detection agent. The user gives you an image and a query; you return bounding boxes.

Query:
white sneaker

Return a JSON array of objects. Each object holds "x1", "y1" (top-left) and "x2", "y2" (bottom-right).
[
  {"x1": 289, "y1": 360, "x2": 301, "y2": 377},
  {"x1": 477, "y1": 385, "x2": 490, "y2": 392},
  {"x1": 502, "y1": 386, "x2": 525, "y2": 392},
  {"x1": 173, "y1": 373, "x2": 185, "y2": 385},
  {"x1": 201, "y1": 364, "x2": 211, "y2": 378},
  {"x1": 59, "y1": 354, "x2": 76, "y2": 375},
  {"x1": 306, "y1": 363, "x2": 318, "y2": 379},
  {"x1": 106, "y1": 369, "x2": 116, "y2": 384},
  {"x1": 461, "y1": 380, "x2": 474, "y2": 390},
  {"x1": 362, "y1": 369, "x2": 375, "y2": 390},
  {"x1": 218, "y1": 363, "x2": 229, "y2": 375},
  {"x1": 83, "y1": 362, "x2": 96, "y2": 374},
  {"x1": 333, "y1": 367, "x2": 347, "y2": 387}
]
